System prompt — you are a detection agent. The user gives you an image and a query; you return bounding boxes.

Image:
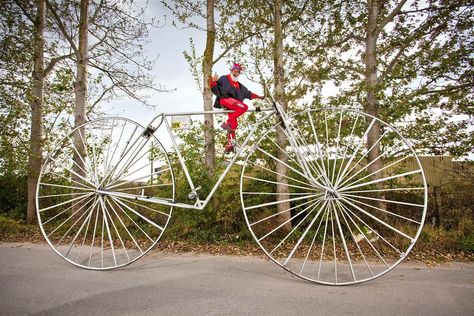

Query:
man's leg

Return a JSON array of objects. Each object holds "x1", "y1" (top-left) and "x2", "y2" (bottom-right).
[{"x1": 220, "y1": 98, "x2": 248, "y2": 130}]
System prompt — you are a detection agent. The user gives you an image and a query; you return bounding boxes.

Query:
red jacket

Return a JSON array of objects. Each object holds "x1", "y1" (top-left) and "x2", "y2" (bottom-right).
[{"x1": 210, "y1": 75, "x2": 259, "y2": 108}]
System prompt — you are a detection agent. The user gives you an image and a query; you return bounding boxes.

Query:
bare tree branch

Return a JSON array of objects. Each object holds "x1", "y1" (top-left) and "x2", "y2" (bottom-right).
[
  {"x1": 45, "y1": 0, "x2": 79, "y2": 56},
  {"x1": 375, "y1": 0, "x2": 409, "y2": 35},
  {"x1": 12, "y1": 0, "x2": 35, "y2": 23}
]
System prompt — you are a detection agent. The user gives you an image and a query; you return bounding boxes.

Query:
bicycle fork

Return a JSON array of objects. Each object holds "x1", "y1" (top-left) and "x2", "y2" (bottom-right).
[{"x1": 272, "y1": 102, "x2": 330, "y2": 193}]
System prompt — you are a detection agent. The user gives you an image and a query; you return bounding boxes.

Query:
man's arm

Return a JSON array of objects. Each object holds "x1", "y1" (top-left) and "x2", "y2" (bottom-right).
[{"x1": 241, "y1": 83, "x2": 263, "y2": 100}]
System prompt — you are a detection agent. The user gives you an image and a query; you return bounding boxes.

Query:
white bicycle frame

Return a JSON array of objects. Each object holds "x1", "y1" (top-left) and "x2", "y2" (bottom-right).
[{"x1": 97, "y1": 101, "x2": 330, "y2": 211}]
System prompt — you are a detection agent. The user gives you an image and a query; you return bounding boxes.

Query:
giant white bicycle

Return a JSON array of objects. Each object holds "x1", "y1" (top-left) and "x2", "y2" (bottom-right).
[{"x1": 36, "y1": 99, "x2": 427, "y2": 285}]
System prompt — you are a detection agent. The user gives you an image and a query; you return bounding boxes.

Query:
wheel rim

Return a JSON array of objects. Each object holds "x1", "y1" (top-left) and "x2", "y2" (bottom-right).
[
  {"x1": 240, "y1": 107, "x2": 427, "y2": 285},
  {"x1": 36, "y1": 117, "x2": 175, "y2": 270}
]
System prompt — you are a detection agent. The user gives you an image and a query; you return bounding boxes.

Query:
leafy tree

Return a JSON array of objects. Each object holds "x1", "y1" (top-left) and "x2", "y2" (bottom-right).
[
  {"x1": 300, "y1": 0, "x2": 473, "y2": 158},
  {"x1": 162, "y1": 0, "x2": 265, "y2": 173}
]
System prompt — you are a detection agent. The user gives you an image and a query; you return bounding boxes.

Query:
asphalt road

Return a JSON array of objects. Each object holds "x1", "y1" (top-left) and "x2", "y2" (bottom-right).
[{"x1": 1, "y1": 242, "x2": 473, "y2": 316}]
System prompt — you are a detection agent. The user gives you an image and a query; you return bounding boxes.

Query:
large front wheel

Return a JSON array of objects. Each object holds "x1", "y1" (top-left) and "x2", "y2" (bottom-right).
[
  {"x1": 36, "y1": 117, "x2": 175, "y2": 270},
  {"x1": 240, "y1": 108, "x2": 428, "y2": 285}
]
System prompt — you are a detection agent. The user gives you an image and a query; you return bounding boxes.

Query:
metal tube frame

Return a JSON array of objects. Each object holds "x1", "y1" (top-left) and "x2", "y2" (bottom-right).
[
  {"x1": 98, "y1": 105, "x2": 279, "y2": 210},
  {"x1": 98, "y1": 101, "x2": 331, "y2": 210}
]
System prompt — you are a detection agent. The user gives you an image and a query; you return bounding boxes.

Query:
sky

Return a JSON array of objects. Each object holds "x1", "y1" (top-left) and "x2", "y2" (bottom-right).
[{"x1": 101, "y1": 1, "x2": 263, "y2": 125}]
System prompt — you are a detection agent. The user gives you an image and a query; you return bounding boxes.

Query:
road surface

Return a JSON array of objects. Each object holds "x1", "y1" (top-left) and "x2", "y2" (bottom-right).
[{"x1": 1, "y1": 242, "x2": 473, "y2": 315}]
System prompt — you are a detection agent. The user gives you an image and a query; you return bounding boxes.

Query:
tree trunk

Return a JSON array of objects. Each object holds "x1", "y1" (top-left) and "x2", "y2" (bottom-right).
[
  {"x1": 365, "y1": 0, "x2": 385, "y2": 210},
  {"x1": 26, "y1": 0, "x2": 46, "y2": 224},
  {"x1": 202, "y1": 0, "x2": 216, "y2": 175},
  {"x1": 274, "y1": 0, "x2": 291, "y2": 232},
  {"x1": 73, "y1": 0, "x2": 89, "y2": 193}
]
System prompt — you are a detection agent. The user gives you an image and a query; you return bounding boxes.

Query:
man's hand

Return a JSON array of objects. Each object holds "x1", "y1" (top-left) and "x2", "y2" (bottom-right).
[
  {"x1": 251, "y1": 93, "x2": 264, "y2": 100},
  {"x1": 211, "y1": 73, "x2": 218, "y2": 82}
]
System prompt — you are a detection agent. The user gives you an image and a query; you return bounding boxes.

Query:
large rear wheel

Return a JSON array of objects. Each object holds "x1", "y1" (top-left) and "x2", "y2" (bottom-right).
[{"x1": 240, "y1": 107, "x2": 427, "y2": 285}]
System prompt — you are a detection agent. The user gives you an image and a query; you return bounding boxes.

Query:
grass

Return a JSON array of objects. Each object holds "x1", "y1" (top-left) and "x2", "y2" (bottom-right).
[{"x1": 1, "y1": 214, "x2": 473, "y2": 263}]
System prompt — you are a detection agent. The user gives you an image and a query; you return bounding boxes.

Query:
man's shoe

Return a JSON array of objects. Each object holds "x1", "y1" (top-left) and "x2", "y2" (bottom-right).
[
  {"x1": 224, "y1": 144, "x2": 235, "y2": 153},
  {"x1": 221, "y1": 122, "x2": 235, "y2": 133}
]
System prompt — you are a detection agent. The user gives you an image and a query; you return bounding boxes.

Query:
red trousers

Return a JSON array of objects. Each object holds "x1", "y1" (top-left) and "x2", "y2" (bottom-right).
[{"x1": 220, "y1": 98, "x2": 249, "y2": 142}]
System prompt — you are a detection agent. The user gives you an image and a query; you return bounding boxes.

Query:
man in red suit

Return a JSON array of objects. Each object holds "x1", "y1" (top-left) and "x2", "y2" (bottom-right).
[{"x1": 210, "y1": 63, "x2": 263, "y2": 153}]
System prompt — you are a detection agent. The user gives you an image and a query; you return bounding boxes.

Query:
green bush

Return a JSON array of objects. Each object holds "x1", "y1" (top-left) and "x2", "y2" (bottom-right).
[
  {"x1": 458, "y1": 235, "x2": 474, "y2": 253},
  {"x1": 0, "y1": 174, "x2": 27, "y2": 220}
]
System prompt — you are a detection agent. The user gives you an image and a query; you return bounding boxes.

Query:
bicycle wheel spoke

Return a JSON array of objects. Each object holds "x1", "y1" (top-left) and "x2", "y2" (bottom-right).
[
  {"x1": 341, "y1": 194, "x2": 421, "y2": 224},
  {"x1": 335, "y1": 118, "x2": 376, "y2": 187},
  {"x1": 344, "y1": 187, "x2": 425, "y2": 194},
  {"x1": 339, "y1": 169, "x2": 422, "y2": 192},
  {"x1": 336, "y1": 130, "x2": 389, "y2": 187},
  {"x1": 245, "y1": 192, "x2": 322, "y2": 211},
  {"x1": 285, "y1": 124, "x2": 329, "y2": 185},
  {"x1": 76, "y1": 127, "x2": 99, "y2": 185},
  {"x1": 104, "y1": 120, "x2": 126, "y2": 175},
  {"x1": 105, "y1": 197, "x2": 144, "y2": 254},
  {"x1": 248, "y1": 160, "x2": 320, "y2": 188},
  {"x1": 64, "y1": 135, "x2": 93, "y2": 177},
  {"x1": 105, "y1": 146, "x2": 152, "y2": 188},
  {"x1": 336, "y1": 199, "x2": 374, "y2": 277},
  {"x1": 46, "y1": 168, "x2": 96, "y2": 191},
  {"x1": 336, "y1": 200, "x2": 390, "y2": 267},
  {"x1": 264, "y1": 132, "x2": 307, "y2": 175},
  {"x1": 99, "y1": 125, "x2": 141, "y2": 187},
  {"x1": 269, "y1": 199, "x2": 325, "y2": 255},
  {"x1": 249, "y1": 197, "x2": 320, "y2": 227},
  {"x1": 101, "y1": 212, "x2": 105, "y2": 268},
  {"x1": 39, "y1": 182, "x2": 93, "y2": 192},
  {"x1": 243, "y1": 175, "x2": 320, "y2": 192},
  {"x1": 106, "y1": 167, "x2": 171, "y2": 191},
  {"x1": 42, "y1": 193, "x2": 94, "y2": 225},
  {"x1": 256, "y1": 147, "x2": 313, "y2": 182},
  {"x1": 38, "y1": 191, "x2": 90, "y2": 199},
  {"x1": 88, "y1": 204, "x2": 100, "y2": 266},
  {"x1": 108, "y1": 196, "x2": 155, "y2": 243},
  {"x1": 39, "y1": 193, "x2": 95, "y2": 213},
  {"x1": 338, "y1": 154, "x2": 410, "y2": 189},
  {"x1": 111, "y1": 195, "x2": 164, "y2": 231},
  {"x1": 332, "y1": 201, "x2": 356, "y2": 282},
  {"x1": 307, "y1": 110, "x2": 333, "y2": 186},
  {"x1": 65, "y1": 207, "x2": 95, "y2": 258},
  {"x1": 338, "y1": 199, "x2": 403, "y2": 255},
  {"x1": 334, "y1": 114, "x2": 360, "y2": 185},
  {"x1": 330, "y1": 209, "x2": 337, "y2": 284},
  {"x1": 317, "y1": 210, "x2": 330, "y2": 280},
  {"x1": 258, "y1": 198, "x2": 322, "y2": 242},
  {"x1": 328, "y1": 112, "x2": 343, "y2": 184},
  {"x1": 103, "y1": 118, "x2": 116, "y2": 175},
  {"x1": 341, "y1": 193, "x2": 425, "y2": 210},
  {"x1": 290, "y1": 129, "x2": 331, "y2": 188},
  {"x1": 107, "y1": 136, "x2": 151, "y2": 187},
  {"x1": 283, "y1": 200, "x2": 328, "y2": 266},
  {"x1": 340, "y1": 196, "x2": 413, "y2": 240},
  {"x1": 243, "y1": 191, "x2": 315, "y2": 196},
  {"x1": 54, "y1": 197, "x2": 99, "y2": 246},
  {"x1": 300, "y1": 208, "x2": 328, "y2": 275},
  {"x1": 101, "y1": 197, "x2": 117, "y2": 266},
  {"x1": 48, "y1": 156, "x2": 97, "y2": 188},
  {"x1": 101, "y1": 197, "x2": 129, "y2": 262}
]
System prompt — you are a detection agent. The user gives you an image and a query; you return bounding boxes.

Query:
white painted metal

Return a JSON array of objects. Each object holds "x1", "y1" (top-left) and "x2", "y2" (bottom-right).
[
  {"x1": 36, "y1": 117, "x2": 175, "y2": 270},
  {"x1": 240, "y1": 107, "x2": 428, "y2": 285},
  {"x1": 36, "y1": 104, "x2": 427, "y2": 287}
]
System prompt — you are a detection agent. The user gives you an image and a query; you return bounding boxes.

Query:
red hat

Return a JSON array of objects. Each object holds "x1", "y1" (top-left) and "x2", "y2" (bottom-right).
[{"x1": 230, "y1": 63, "x2": 243, "y2": 72}]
